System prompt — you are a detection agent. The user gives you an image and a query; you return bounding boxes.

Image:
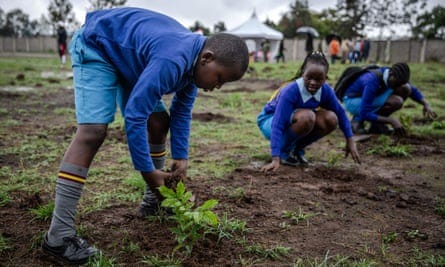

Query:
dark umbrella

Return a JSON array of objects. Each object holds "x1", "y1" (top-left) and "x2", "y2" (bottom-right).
[
  {"x1": 326, "y1": 33, "x2": 342, "y2": 45},
  {"x1": 296, "y1": 26, "x2": 319, "y2": 37}
]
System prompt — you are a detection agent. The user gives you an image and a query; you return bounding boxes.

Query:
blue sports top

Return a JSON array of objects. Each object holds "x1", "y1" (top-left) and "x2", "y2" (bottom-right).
[
  {"x1": 81, "y1": 7, "x2": 206, "y2": 172},
  {"x1": 344, "y1": 67, "x2": 424, "y2": 121},
  {"x1": 262, "y1": 78, "x2": 353, "y2": 157}
]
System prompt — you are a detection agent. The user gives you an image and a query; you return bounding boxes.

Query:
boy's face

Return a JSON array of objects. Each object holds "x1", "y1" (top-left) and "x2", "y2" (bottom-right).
[{"x1": 194, "y1": 51, "x2": 244, "y2": 91}]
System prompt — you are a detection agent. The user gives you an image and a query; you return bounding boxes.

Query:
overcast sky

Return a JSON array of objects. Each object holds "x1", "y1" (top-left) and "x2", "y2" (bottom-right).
[
  {"x1": 0, "y1": 0, "x2": 337, "y2": 30},
  {"x1": 0, "y1": 0, "x2": 443, "y2": 37}
]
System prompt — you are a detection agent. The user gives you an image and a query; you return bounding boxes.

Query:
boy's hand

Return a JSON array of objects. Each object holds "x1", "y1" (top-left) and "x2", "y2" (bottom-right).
[
  {"x1": 141, "y1": 170, "x2": 171, "y2": 200},
  {"x1": 171, "y1": 159, "x2": 187, "y2": 180},
  {"x1": 166, "y1": 159, "x2": 187, "y2": 189}
]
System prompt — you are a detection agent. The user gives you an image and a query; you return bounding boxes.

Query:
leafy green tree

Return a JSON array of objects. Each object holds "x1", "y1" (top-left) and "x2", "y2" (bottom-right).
[
  {"x1": 277, "y1": 0, "x2": 313, "y2": 38},
  {"x1": 88, "y1": 0, "x2": 127, "y2": 11},
  {"x1": 334, "y1": 0, "x2": 367, "y2": 38},
  {"x1": 0, "y1": 9, "x2": 31, "y2": 37},
  {"x1": 364, "y1": 0, "x2": 427, "y2": 38},
  {"x1": 213, "y1": 21, "x2": 226, "y2": 33},
  {"x1": 412, "y1": 5, "x2": 445, "y2": 39},
  {"x1": 189, "y1": 21, "x2": 210, "y2": 35},
  {"x1": 48, "y1": 0, "x2": 78, "y2": 34},
  {"x1": 0, "y1": 8, "x2": 4, "y2": 29}
]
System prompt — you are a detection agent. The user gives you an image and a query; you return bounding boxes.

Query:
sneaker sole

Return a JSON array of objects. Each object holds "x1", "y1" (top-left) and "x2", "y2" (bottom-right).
[{"x1": 42, "y1": 245, "x2": 91, "y2": 265}]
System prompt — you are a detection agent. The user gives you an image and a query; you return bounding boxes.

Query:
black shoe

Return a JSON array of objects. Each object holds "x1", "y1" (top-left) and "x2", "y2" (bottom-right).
[
  {"x1": 293, "y1": 149, "x2": 309, "y2": 166},
  {"x1": 294, "y1": 154, "x2": 309, "y2": 166},
  {"x1": 281, "y1": 156, "x2": 301, "y2": 167},
  {"x1": 42, "y1": 234, "x2": 98, "y2": 265},
  {"x1": 368, "y1": 122, "x2": 393, "y2": 135},
  {"x1": 351, "y1": 120, "x2": 367, "y2": 134},
  {"x1": 139, "y1": 188, "x2": 161, "y2": 217}
]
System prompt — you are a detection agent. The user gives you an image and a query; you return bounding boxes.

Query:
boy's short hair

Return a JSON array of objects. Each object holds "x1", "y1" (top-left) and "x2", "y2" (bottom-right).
[
  {"x1": 390, "y1": 63, "x2": 410, "y2": 84},
  {"x1": 204, "y1": 33, "x2": 249, "y2": 74}
]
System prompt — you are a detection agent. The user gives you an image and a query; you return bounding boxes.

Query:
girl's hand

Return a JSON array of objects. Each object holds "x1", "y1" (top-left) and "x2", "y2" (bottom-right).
[
  {"x1": 345, "y1": 138, "x2": 361, "y2": 164},
  {"x1": 423, "y1": 104, "x2": 437, "y2": 120},
  {"x1": 261, "y1": 157, "x2": 280, "y2": 173},
  {"x1": 390, "y1": 118, "x2": 406, "y2": 137}
]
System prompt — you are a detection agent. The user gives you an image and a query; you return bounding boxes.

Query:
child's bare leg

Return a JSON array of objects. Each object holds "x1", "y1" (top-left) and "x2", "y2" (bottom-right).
[
  {"x1": 290, "y1": 109, "x2": 316, "y2": 136},
  {"x1": 292, "y1": 110, "x2": 337, "y2": 162}
]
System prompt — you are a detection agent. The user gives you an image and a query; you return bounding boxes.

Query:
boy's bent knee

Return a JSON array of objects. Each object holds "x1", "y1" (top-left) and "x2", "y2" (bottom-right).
[{"x1": 76, "y1": 124, "x2": 108, "y2": 147}]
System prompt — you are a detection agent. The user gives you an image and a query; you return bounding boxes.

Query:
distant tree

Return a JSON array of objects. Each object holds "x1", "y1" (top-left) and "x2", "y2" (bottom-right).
[
  {"x1": 213, "y1": 21, "x2": 226, "y2": 33},
  {"x1": 0, "y1": 8, "x2": 5, "y2": 29},
  {"x1": 189, "y1": 21, "x2": 210, "y2": 35},
  {"x1": 412, "y1": 6, "x2": 445, "y2": 39},
  {"x1": 48, "y1": 0, "x2": 78, "y2": 34},
  {"x1": 311, "y1": 9, "x2": 338, "y2": 38},
  {"x1": 277, "y1": 0, "x2": 312, "y2": 38},
  {"x1": 0, "y1": 9, "x2": 30, "y2": 37},
  {"x1": 364, "y1": 0, "x2": 427, "y2": 38},
  {"x1": 264, "y1": 17, "x2": 277, "y2": 28},
  {"x1": 334, "y1": 0, "x2": 367, "y2": 38},
  {"x1": 87, "y1": 0, "x2": 127, "y2": 11}
]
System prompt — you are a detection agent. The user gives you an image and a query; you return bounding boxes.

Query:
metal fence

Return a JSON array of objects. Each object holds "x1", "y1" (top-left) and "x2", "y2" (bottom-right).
[{"x1": 283, "y1": 38, "x2": 445, "y2": 63}]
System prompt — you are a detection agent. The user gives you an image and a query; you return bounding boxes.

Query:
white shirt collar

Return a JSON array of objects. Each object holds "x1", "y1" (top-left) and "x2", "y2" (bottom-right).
[
  {"x1": 383, "y1": 68, "x2": 389, "y2": 87},
  {"x1": 296, "y1": 77, "x2": 322, "y2": 103}
]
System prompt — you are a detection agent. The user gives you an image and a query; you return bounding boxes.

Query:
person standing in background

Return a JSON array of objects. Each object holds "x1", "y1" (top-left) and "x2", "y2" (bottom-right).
[
  {"x1": 275, "y1": 40, "x2": 285, "y2": 63},
  {"x1": 361, "y1": 36, "x2": 371, "y2": 63},
  {"x1": 57, "y1": 23, "x2": 67, "y2": 67},
  {"x1": 329, "y1": 36, "x2": 341, "y2": 64},
  {"x1": 305, "y1": 33, "x2": 314, "y2": 56},
  {"x1": 261, "y1": 39, "x2": 271, "y2": 62}
]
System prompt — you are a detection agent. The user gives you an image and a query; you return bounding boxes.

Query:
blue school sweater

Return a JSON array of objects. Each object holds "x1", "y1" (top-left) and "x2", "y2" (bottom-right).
[
  {"x1": 344, "y1": 67, "x2": 424, "y2": 121},
  {"x1": 81, "y1": 7, "x2": 206, "y2": 172},
  {"x1": 262, "y1": 78, "x2": 353, "y2": 158}
]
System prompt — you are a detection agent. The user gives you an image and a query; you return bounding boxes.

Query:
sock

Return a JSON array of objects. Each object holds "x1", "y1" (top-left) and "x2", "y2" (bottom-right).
[
  {"x1": 149, "y1": 143, "x2": 166, "y2": 170},
  {"x1": 61, "y1": 55, "x2": 66, "y2": 65},
  {"x1": 141, "y1": 143, "x2": 166, "y2": 207},
  {"x1": 47, "y1": 162, "x2": 87, "y2": 247}
]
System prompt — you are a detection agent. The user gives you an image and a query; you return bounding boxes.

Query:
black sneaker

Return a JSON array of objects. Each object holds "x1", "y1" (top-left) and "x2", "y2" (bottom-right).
[
  {"x1": 368, "y1": 122, "x2": 393, "y2": 135},
  {"x1": 294, "y1": 153, "x2": 309, "y2": 166},
  {"x1": 139, "y1": 188, "x2": 161, "y2": 217},
  {"x1": 42, "y1": 234, "x2": 98, "y2": 265},
  {"x1": 281, "y1": 156, "x2": 301, "y2": 167},
  {"x1": 351, "y1": 119, "x2": 367, "y2": 134},
  {"x1": 293, "y1": 149, "x2": 309, "y2": 166}
]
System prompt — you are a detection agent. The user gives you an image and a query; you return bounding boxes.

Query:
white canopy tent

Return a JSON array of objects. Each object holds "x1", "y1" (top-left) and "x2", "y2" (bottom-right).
[{"x1": 225, "y1": 11, "x2": 284, "y2": 62}]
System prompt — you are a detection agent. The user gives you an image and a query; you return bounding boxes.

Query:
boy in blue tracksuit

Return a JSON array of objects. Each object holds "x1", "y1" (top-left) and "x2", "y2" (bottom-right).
[
  {"x1": 342, "y1": 63, "x2": 436, "y2": 135},
  {"x1": 258, "y1": 51, "x2": 360, "y2": 172},
  {"x1": 42, "y1": 7, "x2": 249, "y2": 264}
]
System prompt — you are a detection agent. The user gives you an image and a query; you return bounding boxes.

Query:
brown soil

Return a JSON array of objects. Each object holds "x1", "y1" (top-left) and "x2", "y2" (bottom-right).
[{"x1": 0, "y1": 79, "x2": 444, "y2": 266}]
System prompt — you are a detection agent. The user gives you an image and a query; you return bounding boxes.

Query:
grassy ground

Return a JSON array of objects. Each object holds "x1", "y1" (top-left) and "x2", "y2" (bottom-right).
[{"x1": 1, "y1": 56, "x2": 444, "y2": 266}]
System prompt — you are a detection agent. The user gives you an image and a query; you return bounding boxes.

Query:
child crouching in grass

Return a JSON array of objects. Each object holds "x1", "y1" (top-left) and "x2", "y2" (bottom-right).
[{"x1": 257, "y1": 51, "x2": 361, "y2": 172}]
